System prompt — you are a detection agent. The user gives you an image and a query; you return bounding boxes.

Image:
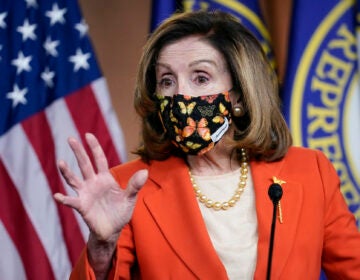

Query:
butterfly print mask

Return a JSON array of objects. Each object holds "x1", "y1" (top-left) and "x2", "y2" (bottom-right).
[{"x1": 156, "y1": 91, "x2": 232, "y2": 155}]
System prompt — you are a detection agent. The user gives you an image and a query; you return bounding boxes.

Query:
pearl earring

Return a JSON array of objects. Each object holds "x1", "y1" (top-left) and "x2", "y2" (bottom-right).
[{"x1": 232, "y1": 103, "x2": 244, "y2": 117}]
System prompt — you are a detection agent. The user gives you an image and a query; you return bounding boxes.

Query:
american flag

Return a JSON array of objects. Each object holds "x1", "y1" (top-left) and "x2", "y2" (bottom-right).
[{"x1": 0, "y1": 0, "x2": 127, "y2": 279}]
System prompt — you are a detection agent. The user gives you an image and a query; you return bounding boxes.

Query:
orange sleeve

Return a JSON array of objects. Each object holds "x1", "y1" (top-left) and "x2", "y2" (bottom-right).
[
  {"x1": 69, "y1": 248, "x2": 97, "y2": 280},
  {"x1": 318, "y1": 150, "x2": 360, "y2": 278}
]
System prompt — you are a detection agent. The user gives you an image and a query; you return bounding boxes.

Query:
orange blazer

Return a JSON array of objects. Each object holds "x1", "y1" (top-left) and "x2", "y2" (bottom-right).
[{"x1": 70, "y1": 147, "x2": 360, "y2": 279}]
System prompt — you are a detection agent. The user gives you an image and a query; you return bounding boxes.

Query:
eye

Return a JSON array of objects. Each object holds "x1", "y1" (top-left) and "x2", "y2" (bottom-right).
[
  {"x1": 158, "y1": 77, "x2": 176, "y2": 89},
  {"x1": 194, "y1": 72, "x2": 210, "y2": 85},
  {"x1": 197, "y1": 75, "x2": 209, "y2": 84}
]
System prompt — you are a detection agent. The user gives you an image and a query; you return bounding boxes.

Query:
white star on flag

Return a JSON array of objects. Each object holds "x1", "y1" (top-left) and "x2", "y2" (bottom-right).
[
  {"x1": 69, "y1": 48, "x2": 91, "y2": 72},
  {"x1": 75, "y1": 19, "x2": 89, "y2": 37},
  {"x1": 11, "y1": 51, "x2": 32, "y2": 74},
  {"x1": 41, "y1": 67, "x2": 55, "y2": 87},
  {"x1": 0, "y1": 12, "x2": 7, "y2": 29},
  {"x1": 6, "y1": 84, "x2": 28, "y2": 107},
  {"x1": 43, "y1": 36, "x2": 59, "y2": 57},
  {"x1": 16, "y1": 19, "x2": 37, "y2": 41},
  {"x1": 45, "y1": 3, "x2": 67, "y2": 26},
  {"x1": 25, "y1": 0, "x2": 38, "y2": 8}
]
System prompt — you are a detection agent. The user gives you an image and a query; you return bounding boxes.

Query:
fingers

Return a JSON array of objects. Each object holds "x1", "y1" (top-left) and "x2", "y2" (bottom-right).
[
  {"x1": 53, "y1": 193, "x2": 81, "y2": 210},
  {"x1": 126, "y1": 169, "x2": 148, "y2": 198},
  {"x1": 58, "y1": 159, "x2": 82, "y2": 190},
  {"x1": 68, "y1": 136, "x2": 95, "y2": 179},
  {"x1": 85, "y1": 133, "x2": 109, "y2": 173}
]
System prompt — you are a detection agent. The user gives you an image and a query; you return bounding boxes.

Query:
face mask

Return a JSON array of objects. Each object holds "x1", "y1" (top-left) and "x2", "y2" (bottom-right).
[{"x1": 156, "y1": 91, "x2": 232, "y2": 155}]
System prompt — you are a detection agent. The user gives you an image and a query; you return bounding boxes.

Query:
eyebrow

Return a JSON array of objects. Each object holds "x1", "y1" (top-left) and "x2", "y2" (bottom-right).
[
  {"x1": 156, "y1": 59, "x2": 218, "y2": 69},
  {"x1": 189, "y1": 59, "x2": 217, "y2": 68},
  {"x1": 155, "y1": 62, "x2": 171, "y2": 70}
]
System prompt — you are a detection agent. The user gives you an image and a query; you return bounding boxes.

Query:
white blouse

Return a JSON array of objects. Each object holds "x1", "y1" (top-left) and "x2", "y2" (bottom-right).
[{"x1": 192, "y1": 168, "x2": 258, "y2": 279}]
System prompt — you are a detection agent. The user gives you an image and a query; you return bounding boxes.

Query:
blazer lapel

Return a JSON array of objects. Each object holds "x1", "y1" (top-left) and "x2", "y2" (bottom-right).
[
  {"x1": 252, "y1": 158, "x2": 303, "y2": 279},
  {"x1": 143, "y1": 157, "x2": 228, "y2": 279}
]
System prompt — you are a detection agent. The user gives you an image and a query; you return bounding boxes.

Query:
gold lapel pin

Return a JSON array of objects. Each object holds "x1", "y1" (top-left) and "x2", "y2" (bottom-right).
[{"x1": 272, "y1": 176, "x2": 286, "y2": 224}]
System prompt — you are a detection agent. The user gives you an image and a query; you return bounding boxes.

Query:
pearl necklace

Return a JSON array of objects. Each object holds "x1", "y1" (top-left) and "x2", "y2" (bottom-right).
[{"x1": 188, "y1": 148, "x2": 249, "y2": 211}]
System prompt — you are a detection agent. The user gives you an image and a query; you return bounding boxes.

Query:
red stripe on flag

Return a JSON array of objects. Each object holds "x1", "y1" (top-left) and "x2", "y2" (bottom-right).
[
  {"x1": 0, "y1": 160, "x2": 55, "y2": 280},
  {"x1": 65, "y1": 86, "x2": 121, "y2": 167},
  {"x1": 22, "y1": 111, "x2": 85, "y2": 265}
]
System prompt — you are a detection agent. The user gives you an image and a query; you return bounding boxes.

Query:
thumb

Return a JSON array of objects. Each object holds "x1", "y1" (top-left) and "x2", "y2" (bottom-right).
[{"x1": 126, "y1": 169, "x2": 148, "y2": 198}]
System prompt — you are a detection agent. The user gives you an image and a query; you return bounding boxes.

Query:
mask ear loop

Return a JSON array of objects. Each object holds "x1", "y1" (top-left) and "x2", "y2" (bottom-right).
[
  {"x1": 155, "y1": 93, "x2": 170, "y2": 134},
  {"x1": 158, "y1": 111, "x2": 167, "y2": 134}
]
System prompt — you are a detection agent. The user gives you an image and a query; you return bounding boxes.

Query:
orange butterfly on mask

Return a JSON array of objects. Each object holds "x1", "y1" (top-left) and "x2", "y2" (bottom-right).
[{"x1": 182, "y1": 117, "x2": 211, "y2": 141}]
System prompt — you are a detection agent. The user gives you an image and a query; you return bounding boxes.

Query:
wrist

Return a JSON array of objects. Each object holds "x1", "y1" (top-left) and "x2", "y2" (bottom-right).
[{"x1": 87, "y1": 232, "x2": 119, "y2": 278}]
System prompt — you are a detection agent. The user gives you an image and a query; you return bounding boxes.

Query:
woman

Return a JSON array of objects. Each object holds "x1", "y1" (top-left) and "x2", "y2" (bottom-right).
[{"x1": 54, "y1": 10, "x2": 360, "y2": 279}]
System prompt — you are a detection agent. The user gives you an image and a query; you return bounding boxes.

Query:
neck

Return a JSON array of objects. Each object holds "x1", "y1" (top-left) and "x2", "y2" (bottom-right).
[{"x1": 186, "y1": 137, "x2": 240, "y2": 176}]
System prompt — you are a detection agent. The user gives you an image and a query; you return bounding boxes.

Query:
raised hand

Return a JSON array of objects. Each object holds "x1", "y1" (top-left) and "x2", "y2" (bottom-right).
[{"x1": 54, "y1": 133, "x2": 148, "y2": 242}]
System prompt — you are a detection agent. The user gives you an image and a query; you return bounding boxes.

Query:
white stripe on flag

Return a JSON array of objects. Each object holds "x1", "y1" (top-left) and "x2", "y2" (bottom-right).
[
  {"x1": 92, "y1": 78, "x2": 128, "y2": 162},
  {"x1": 0, "y1": 221, "x2": 27, "y2": 280},
  {"x1": 0, "y1": 125, "x2": 72, "y2": 280},
  {"x1": 45, "y1": 97, "x2": 90, "y2": 240}
]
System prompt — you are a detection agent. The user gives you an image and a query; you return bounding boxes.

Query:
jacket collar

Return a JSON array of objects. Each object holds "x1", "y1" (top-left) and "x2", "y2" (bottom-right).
[{"x1": 143, "y1": 155, "x2": 303, "y2": 279}]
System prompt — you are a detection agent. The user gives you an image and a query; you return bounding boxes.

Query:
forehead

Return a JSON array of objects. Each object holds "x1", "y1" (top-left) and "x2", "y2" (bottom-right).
[{"x1": 157, "y1": 35, "x2": 226, "y2": 67}]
